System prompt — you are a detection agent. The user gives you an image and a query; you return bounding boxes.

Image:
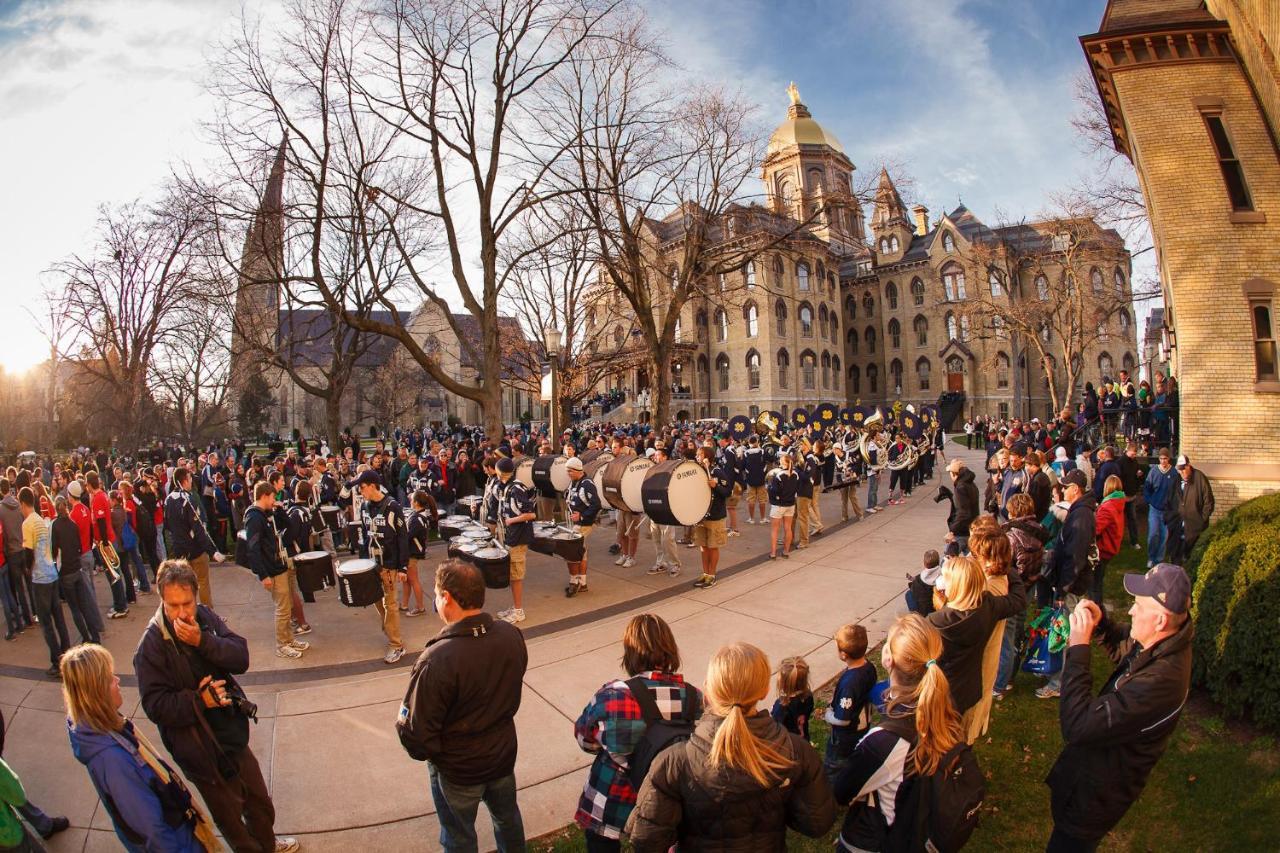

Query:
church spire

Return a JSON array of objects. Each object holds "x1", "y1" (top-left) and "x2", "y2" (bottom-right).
[{"x1": 870, "y1": 167, "x2": 909, "y2": 231}]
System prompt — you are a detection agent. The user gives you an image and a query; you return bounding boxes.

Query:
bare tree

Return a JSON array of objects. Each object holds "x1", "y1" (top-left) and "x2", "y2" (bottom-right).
[{"x1": 152, "y1": 303, "x2": 233, "y2": 443}]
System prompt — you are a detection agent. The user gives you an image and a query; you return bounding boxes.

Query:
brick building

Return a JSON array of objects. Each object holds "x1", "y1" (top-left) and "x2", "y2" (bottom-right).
[{"x1": 1082, "y1": 0, "x2": 1280, "y2": 510}]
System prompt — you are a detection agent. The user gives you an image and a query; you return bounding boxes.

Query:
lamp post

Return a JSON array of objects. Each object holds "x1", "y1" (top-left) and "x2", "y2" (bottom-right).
[{"x1": 545, "y1": 326, "x2": 562, "y2": 451}]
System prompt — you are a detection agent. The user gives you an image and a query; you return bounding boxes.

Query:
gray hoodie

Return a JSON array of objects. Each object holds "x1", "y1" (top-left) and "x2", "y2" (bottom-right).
[{"x1": 0, "y1": 494, "x2": 22, "y2": 555}]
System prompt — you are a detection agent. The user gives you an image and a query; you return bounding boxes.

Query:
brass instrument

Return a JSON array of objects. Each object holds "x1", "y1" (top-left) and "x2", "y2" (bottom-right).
[
  {"x1": 886, "y1": 441, "x2": 918, "y2": 472},
  {"x1": 857, "y1": 425, "x2": 888, "y2": 472},
  {"x1": 753, "y1": 411, "x2": 783, "y2": 447},
  {"x1": 98, "y1": 540, "x2": 121, "y2": 582}
]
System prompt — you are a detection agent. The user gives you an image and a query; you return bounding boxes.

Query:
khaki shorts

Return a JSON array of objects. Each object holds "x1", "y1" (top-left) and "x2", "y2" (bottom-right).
[
  {"x1": 726, "y1": 482, "x2": 742, "y2": 509},
  {"x1": 747, "y1": 485, "x2": 767, "y2": 503},
  {"x1": 693, "y1": 518, "x2": 727, "y2": 548},
  {"x1": 770, "y1": 504, "x2": 795, "y2": 519},
  {"x1": 508, "y1": 544, "x2": 528, "y2": 581},
  {"x1": 577, "y1": 524, "x2": 593, "y2": 540},
  {"x1": 618, "y1": 510, "x2": 642, "y2": 537}
]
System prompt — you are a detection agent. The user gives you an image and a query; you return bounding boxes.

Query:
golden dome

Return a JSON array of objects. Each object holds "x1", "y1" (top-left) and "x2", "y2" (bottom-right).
[{"x1": 767, "y1": 85, "x2": 844, "y2": 155}]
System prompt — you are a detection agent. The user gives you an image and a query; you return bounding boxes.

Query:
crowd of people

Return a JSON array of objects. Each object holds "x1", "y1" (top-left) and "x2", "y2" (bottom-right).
[{"x1": 0, "y1": 389, "x2": 1207, "y2": 852}]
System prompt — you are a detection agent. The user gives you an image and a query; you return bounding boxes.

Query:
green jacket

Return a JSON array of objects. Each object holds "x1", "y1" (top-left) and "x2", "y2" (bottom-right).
[{"x1": 0, "y1": 758, "x2": 28, "y2": 849}]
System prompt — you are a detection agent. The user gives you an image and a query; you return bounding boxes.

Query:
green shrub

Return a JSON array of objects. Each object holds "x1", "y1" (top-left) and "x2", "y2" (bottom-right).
[{"x1": 1189, "y1": 492, "x2": 1280, "y2": 730}]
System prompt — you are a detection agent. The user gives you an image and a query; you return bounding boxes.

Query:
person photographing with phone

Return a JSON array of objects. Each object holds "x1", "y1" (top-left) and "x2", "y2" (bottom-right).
[{"x1": 135, "y1": 560, "x2": 298, "y2": 853}]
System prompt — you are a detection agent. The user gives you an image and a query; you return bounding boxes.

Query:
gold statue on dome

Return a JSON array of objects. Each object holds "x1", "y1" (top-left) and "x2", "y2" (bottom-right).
[{"x1": 787, "y1": 81, "x2": 801, "y2": 105}]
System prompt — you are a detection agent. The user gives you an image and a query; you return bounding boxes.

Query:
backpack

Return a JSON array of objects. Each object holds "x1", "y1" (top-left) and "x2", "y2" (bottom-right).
[
  {"x1": 624, "y1": 677, "x2": 701, "y2": 787},
  {"x1": 908, "y1": 742, "x2": 985, "y2": 853}
]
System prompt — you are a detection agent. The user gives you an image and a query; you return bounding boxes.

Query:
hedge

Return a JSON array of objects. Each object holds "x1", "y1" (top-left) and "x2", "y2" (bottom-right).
[{"x1": 1188, "y1": 492, "x2": 1280, "y2": 730}]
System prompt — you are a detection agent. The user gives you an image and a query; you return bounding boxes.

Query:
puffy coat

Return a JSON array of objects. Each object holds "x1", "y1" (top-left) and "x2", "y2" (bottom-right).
[
  {"x1": 1095, "y1": 492, "x2": 1126, "y2": 561},
  {"x1": 1002, "y1": 515, "x2": 1049, "y2": 583},
  {"x1": 626, "y1": 711, "x2": 834, "y2": 852},
  {"x1": 949, "y1": 467, "x2": 979, "y2": 536}
]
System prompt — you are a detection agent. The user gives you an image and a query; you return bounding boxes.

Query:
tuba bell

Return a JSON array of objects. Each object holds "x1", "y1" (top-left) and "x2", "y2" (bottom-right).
[{"x1": 98, "y1": 539, "x2": 121, "y2": 582}]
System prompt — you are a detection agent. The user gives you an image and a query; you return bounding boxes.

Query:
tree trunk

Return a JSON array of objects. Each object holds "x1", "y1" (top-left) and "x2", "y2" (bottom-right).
[
  {"x1": 651, "y1": 348, "x2": 671, "y2": 427},
  {"x1": 325, "y1": 395, "x2": 342, "y2": 454}
]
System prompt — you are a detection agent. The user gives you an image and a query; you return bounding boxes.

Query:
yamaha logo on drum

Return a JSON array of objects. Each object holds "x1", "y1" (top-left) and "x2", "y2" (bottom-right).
[{"x1": 676, "y1": 468, "x2": 699, "y2": 480}]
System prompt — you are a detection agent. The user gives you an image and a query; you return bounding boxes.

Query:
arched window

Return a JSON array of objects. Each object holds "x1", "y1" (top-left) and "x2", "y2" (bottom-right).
[
  {"x1": 947, "y1": 355, "x2": 964, "y2": 375},
  {"x1": 989, "y1": 270, "x2": 1003, "y2": 297},
  {"x1": 817, "y1": 262, "x2": 826, "y2": 283},
  {"x1": 863, "y1": 292, "x2": 874, "y2": 316},
  {"x1": 587, "y1": 308, "x2": 597, "y2": 328},
  {"x1": 800, "y1": 303, "x2": 814, "y2": 336},
  {"x1": 746, "y1": 350, "x2": 761, "y2": 389},
  {"x1": 612, "y1": 326, "x2": 623, "y2": 349},
  {"x1": 942, "y1": 231, "x2": 955, "y2": 253},
  {"x1": 801, "y1": 351, "x2": 817, "y2": 389},
  {"x1": 696, "y1": 309, "x2": 708, "y2": 342},
  {"x1": 890, "y1": 235, "x2": 900, "y2": 252},
  {"x1": 715, "y1": 308, "x2": 728, "y2": 342},
  {"x1": 1254, "y1": 302, "x2": 1278, "y2": 380},
  {"x1": 674, "y1": 316, "x2": 681, "y2": 340},
  {"x1": 669, "y1": 266, "x2": 678, "y2": 290},
  {"x1": 745, "y1": 261, "x2": 756, "y2": 289},
  {"x1": 797, "y1": 262, "x2": 810, "y2": 292},
  {"x1": 946, "y1": 312, "x2": 958, "y2": 341},
  {"x1": 832, "y1": 356, "x2": 840, "y2": 390},
  {"x1": 845, "y1": 294, "x2": 857, "y2": 320},
  {"x1": 916, "y1": 357, "x2": 931, "y2": 391},
  {"x1": 960, "y1": 314, "x2": 971, "y2": 341},
  {"x1": 1091, "y1": 267, "x2": 1104, "y2": 293},
  {"x1": 697, "y1": 354, "x2": 709, "y2": 394},
  {"x1": 821, "y1": 352, "x2": 831, "y2": 388},
  {"x1": 847, "y1": 328, "x2": 859, "y2": 355},
  {"x1": 773, "y1": 255, "x2": 784, "y2": 283},
  {"x1": 744, "y1": 302, "x2": 758, "y2": 337},
  {"x1": 1122, "y1": 352, "x2": 1136, "y2": 373},
  {"x1": 879, "y1": 237, "x2": 889, "y2": 253},
  {"x1": 777, "y1": 348, "x2": 790, "y2": 388},
  {"x1": 993, "y1": 315, "x2": 1007, "y2": 339},
  {"x1": 886, "y1": 282, "x2": 899, "y2": 310},
  {"x1": 913, "y1": 315, "x2": 928, "y2": 346},
  {"x1": 942, "y1": 263, "x2": 965, "y2": 300},
  {"x1": 1099, "y1": 352, "x2": 1114, "y2": 377},
  {"x1": 890, "y1": 359, "x2": 903, "y2": 393},
  {"x1": 865, "y1": 326, "x2": 877, "y2": 354},
  {"x1": 868, "y1": 364, "x2": 879, "y2": 393},
  {"x1": 997, "y1": 352, "x2": 1010, "y2": 389},
  {"x1": 1113, "y1": 267, "x2": 1126, "y2": 296},
  {"x1": 849, "y1": 365, "x2": 861, "y2": 394},
  {"x1": 818, "y1": 305, "x2": 829, "y2": 339},
  {"x1": 1039, "y1": 322, "x2": 1051, "y2": 344},
  {"x1": 1118, "y1": 310, "x2": 1131, "y2": 334},
  {"x1": 830, "y1": 312, "x2": 839, "y2": 338},
  {"x1": 1036, "y1": 274, "x2": 1050, "y2": 301},
  {"x1": 775, "y1": 299, "x2": 788, "y2": 335},
  {"x1": 911, "y1": 278, "x2": 925, "y2": 306},
  {"x1": 718, "y1": 273, "x2": 726, "y2": 292},
  {"x1": 888, "y1": 318, "x2": 901, "y2": 349},
  {"x1": 716, "y1": 353, "x2": 730, "y2": 391},
  {"x1": 1097, "y1": 316, "x2": 1111, "y2": 343}
]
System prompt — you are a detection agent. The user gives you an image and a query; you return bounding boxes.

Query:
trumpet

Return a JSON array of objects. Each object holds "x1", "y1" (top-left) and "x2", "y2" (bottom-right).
[{"x1": 98, "y1": 540, "x2": 121, "y2": 582}]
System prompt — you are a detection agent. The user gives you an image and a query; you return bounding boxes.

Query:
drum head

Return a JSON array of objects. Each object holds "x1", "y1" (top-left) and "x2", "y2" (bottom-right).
[
  {"x1": 458, "y1": 541, "x2": 483, "y2": 554},
  {"x1": 337, "y1": 558, "x2": 377, "y2": 576},
  {"x1": 320, "y1": 505, "x2": 339, "y2": 512},
  {"x1": 551, "y1": 531, "x2": 583, "y2": 541},
  {"x1": 462, "y1": 529, "x2": 490, "y2": 539},
  {"x1": 296, "y1": 551, "x2": 328, "y2": 561},
  {"x1": 474, "y1": 547, "x2": 508, "y2": 559},
  {"x1": 516, "y1": 458, "x2": 534, "y2": 488},
  {"x1": 642, "y1": 459, "x2": 712, "y2": 527}
]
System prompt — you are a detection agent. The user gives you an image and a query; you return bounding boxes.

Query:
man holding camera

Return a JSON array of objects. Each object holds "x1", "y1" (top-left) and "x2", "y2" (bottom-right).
[{"x1": 135, "y1": 560, "x2": 298, "y2": 853}]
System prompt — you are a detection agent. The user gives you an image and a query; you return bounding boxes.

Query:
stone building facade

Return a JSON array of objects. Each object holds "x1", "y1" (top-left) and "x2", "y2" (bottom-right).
[
  {"x1": 1082, "y1": 0, "x2": 1280, "y2": 510},
  {"x1": 586, "y1": 90, "x2": 1137, "y2": 425}
]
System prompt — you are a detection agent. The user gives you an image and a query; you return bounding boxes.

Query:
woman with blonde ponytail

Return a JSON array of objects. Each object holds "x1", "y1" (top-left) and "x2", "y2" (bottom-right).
[
  {"x1": 627, "y1": 642, "x2": 834, "y2": 851},
  {"x1": 834, "y1": 614, "x2": 963, "y2": 852}
]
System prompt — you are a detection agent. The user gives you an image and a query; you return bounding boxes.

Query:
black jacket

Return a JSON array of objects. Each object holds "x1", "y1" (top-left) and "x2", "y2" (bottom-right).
[
  {"x1": 1025, "y1": 469, "x2": 1053, "y2": 521},
  {"x1": 949, "y1": 468, "x2": 979, "y2": 536},
  {"x1": 360, "y1": 494, "x2": 409, "y2": 571},
  {"x1": 928, "y1": 571, "x2": 1026, "y2": 713},
  {"x1": 50, "y1": 515, "x2": 83, "y2": 576},
  {"x1": 626, "y1": 711, "x2": 835, "y2": 852},
  {"x1": 134, "y1": 605, "x2": 251, "y2": 785},
  {"x1": 767, "y1": 470, "x2": 799, "y2": 507},
  {"x1": 1174, "y1": 467, "x2": 1215, "y2": 541},
  {"x1": 1047, "y1": 616, "x2": 1193, "y2": 841},
  {"x1": 242, "y1": 505, "x2": 286, "y2": 581},
  {"x1": 396, "y1": 613, "x2": 528, "y2": 784},
  {"x1": 163, "y1": 490, "x2": 217, "y2": 560},
  {"x1": 1051, "y1": 494, "x2": 1097, "y2": 596}
]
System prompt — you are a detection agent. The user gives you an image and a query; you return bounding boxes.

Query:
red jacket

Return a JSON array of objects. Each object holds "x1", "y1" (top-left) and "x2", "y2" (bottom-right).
[{"x1": 1095, "y1": 492, "x2": 1126, "y2": 561}]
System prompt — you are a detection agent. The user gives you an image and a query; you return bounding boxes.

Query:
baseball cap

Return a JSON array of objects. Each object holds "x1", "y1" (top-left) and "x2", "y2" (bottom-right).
[
  {"x1": 496, "y1": 457, "x2": 515, "y2": 474},
  {"x1": 1009, "y1": 443, "x2": 1027, "y2": 457},
  {"x1": 565, "y1": 457, "x2": 584, "y2": 471},
  {"x1": 1123, "y1": 563, "x2": 1191, "y2": 614},
  {"x1": 1060, "y1": 469, "x2": 1088, "y2": 489},
  {"x1": 348, "y1": 470, "x2": 383, "y2": 489},
  {"x1": 1176, "y1": 454, "x2": 1189, "y2": 469},
  {"x1": 67, "y1": 480, "x2": 83, "y2": 498}
]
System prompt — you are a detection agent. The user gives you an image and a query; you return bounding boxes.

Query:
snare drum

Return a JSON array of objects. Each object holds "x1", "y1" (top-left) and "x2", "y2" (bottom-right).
[
  {"x1": 336, "y1": 558, "x2": 383, "y2": 607},
  {"x1": 531, "y1": 455, "x2": 570, "y2": 498},
  {"x1": 309, "y1": 507, "x2": 327, "y2": 535},
  {"x1": 320, "y1": 505, "x2": 341, "y2": 532},
  {"x1": 293, "y1": 551, "x2": 335, "y2": 599},
  {"x1": 471, "y1": 546, "x2": 511, "y2": 589},
  {"x1": 641, "y1": 459, "x2": 713, "y2": 527},
  {"x1": 602, "y1": 455, "x2": 653, "y2": 512}
]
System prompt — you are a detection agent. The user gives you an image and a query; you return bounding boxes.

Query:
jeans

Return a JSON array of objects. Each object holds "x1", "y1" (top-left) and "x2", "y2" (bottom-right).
[
  {"x1": 5, "y1": 550, "x2": 33, "y2": 625},
  {"x1": 124, "y1": 544, "x2": 149, "y2": 592},
  {"x1": 428, "y1": 764, "x2": 525, "y2": 853},
  {"x1": 31, "y1": 581, "x2": 70, "y2": 666},
  {"x1": 994, "y1": 608, "x2": 1026, "y2": 691},
  {"x1": 1124, "y1": 498, "x2": 1140, "y2": 546},
  {"x1": 79, "y1": 553, "x2": 105, "y2": 633},
  {"x1": 0, "y1": 562, "x2": 19, "y2": 634},
  {"x1": 866, "y1": 473, "x2": 880, "y2": 510},
  {"x1": 1146, "y1": 506, "x2": 1168, "y2": 568},
  {"x1": 108, "y1": 551, "x2": 135, "y2": 614},
  {"x1": 155, "y1": 527, "x2": 168, "y2": 562},
  {"x1": 60, "y1": 572, "x2": 101, "y2": 644},
  {"x1": 1089, "y1": 559, "x2": 1109, "y2": 607}
]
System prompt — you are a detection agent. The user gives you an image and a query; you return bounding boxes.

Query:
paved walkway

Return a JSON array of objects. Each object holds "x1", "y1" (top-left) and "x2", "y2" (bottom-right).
[{"x1": 1, "y1": 446, "x2": 976, "y2": 852}]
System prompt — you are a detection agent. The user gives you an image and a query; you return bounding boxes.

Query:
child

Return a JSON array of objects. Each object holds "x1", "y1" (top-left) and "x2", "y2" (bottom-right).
[
  {"x1": 905, "y1": 548, "x2": 941, "y2": 616},
  {"x1": 770, "y1": 656, "x2": 814, "y2": 740},
  {"x1": 823, "y1": 624, "x2": 877, "y2": 785}
]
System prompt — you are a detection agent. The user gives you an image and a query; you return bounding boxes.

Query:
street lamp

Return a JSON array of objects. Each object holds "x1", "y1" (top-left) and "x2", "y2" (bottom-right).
[{"x1": 545, "y1": 326, "x2": 562, "y2": 451}]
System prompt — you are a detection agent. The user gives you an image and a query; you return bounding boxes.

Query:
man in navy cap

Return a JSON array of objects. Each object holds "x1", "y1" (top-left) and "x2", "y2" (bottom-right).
[{"x1": 1045, "y1": 563, "x2": 1193, "y2": 852}]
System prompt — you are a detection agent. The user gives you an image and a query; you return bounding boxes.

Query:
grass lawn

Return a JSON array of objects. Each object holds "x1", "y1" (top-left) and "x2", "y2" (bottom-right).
[{"x1": 531, "y1": 533, "x2": 1280, "y2": 852}]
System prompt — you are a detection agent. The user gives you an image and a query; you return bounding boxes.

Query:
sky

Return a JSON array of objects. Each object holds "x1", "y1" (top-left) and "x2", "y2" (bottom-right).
[{"x1": 0, "y1": 0, "x2": 1126, "y2": 375}]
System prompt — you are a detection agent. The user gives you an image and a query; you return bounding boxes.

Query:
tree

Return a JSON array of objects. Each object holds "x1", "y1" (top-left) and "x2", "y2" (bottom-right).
[
  {"x1": 152, "y1": 303, "x2": 233, "y2": 444},
  {"x1": 237, "y1": 372, "x2": 274, "y2": 438}
]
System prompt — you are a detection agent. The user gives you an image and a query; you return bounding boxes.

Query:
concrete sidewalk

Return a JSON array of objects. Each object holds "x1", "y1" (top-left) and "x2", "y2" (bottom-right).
[{"x1": 0, "y1": 446, "x2": 977, "y2": 851}]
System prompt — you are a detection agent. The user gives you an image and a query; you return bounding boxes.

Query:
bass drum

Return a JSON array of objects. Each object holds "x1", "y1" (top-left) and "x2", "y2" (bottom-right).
[
  {"x1": 601, "y1": 455, "x2": 653, "y2": 513},
  {"x1": 641, "y1": 459, "x2": 712, "y2": 527},
  {"x1": 515, "y1": 458, "x2": 535, "y2": 489},
  {"x1": 531, "y1": 455, "x2": 570, "y2": 498},
  {"x1": 583, "y1": 452, "x2": 614, "y2": 499},
  {"x1": 578, "y1": 448, "x2": 601, "y2": 467}
]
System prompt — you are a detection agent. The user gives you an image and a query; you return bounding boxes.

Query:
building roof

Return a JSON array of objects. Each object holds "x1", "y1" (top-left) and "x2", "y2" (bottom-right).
[
  {"x1": 1097, "y1": 0, "x2": 1215, "y2": 34},
  {"x1": 276, "y1": 309, "x2": 408, "y2": 369},
  {"x1": 767, "y1": 88, "x2": 844, "y2": 156}
]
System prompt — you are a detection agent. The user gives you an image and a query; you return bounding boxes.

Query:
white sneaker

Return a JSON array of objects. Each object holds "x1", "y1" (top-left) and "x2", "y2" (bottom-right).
[
  {"x1": 276, "y1": 644, "x2": 303, "y2": 659},
  {"x1": 615, "y1": 554, "x2": 628, "y2": 566},
  {"x1": 275, "y1": 838, "x2": 300, "y2": 853},
  {"x1": 668, "y1": 566, "x2": 680, "y2": 577},
  {"x1": 727, "y1": 529, "x2": 740, "y2": 537},
  {"x1": 622, "y1": 557, "x2": 635, "y2": 568},
  {"x1": 647, "y1": 564, "x2": 667, "y2": 575},
  {"x1": 384, "y1": 647, "x2": 405, "y2": 664},
  {"x1": 500, "y1": 608, "x2": 526, "y2": 624},
  {"x1": 497, "y1": 607, "x2": 514, "y2": 619},
  {"x1": 289, "y1": 639, "x2": 311, "y2": 652}
]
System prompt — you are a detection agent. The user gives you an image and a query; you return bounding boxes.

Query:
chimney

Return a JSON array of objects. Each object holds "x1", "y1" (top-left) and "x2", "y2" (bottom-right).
[{"x1": 912, "y1": 204, "x2": 929, "y2": 237}]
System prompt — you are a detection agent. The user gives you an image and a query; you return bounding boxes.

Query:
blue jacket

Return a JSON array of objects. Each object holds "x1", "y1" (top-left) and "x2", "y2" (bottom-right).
[
  {"x1": 1142, "y1": 465, "x2": 1177, "y2": 512},
  {"x1": 68, "y1": 719, "x2": 203, "y2": 853}
]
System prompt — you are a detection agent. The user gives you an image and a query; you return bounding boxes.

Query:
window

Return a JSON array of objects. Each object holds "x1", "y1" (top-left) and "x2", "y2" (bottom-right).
[
  {"x1": 747, "y1": 350, "x2": 761, "y2": 389},
  {"x1": 890, "y1": 359, "x2": 903, "y2": 393},
  {"x1": 777, "y1": 349, "x2": 790, "y2": 388},
  {"x1": 914, "y1": 315, "x2": 928, "y2": 346},
  {"x1": 947, "y1": 355, "x2": 964, "y2": 375},
  {"x1": 868, "y1": 364, "x2": 879, "y2": 393},
  {"x1": 797, "y1": 262, "x2": 810, "y2": 292},
  {"x1": 942, "y1": 264, "x2": 965, "y2": 300},
  {"x1": 849, "y1": 365, "x2": 861, "y2": 394},
  {"x1": 998, "y1": 402, "x2": 1010, "y2": 421},
  {"x1": 847, "y1": 328, "x2": 859, "y2": 355},
  {"x1": 587, "y1": 308, "x2": 596, "y2": 328},
  {"x1": 832, "y1": 356, "x2": 840, "y2": 390},
  {"x1": 697, "y1": 354, "x2": 709, "y2": 394},
  {"x1": 821, "y1": 352, "x2": 831, "y2": 388},
  {"x1": 946, "y1": 313, "x2": 958, "y2": 341},
  {"x1": 997, "y1": 353, "x2": 1010, "y2": 389},
  {"x1": 696, "y1": 310, "x2": 708, "y2": 342},
  {"x1": 748, "y1": 404, "x2": 759, "y2": 418},
  {"x1": 1253, "y1": 302, "x2": 1278, "y2": 380},
  {"x1": 1099, "y1": 352, "x2": 1114, "y2": 377},
  {"x1": 890, "y1": 235, "x2": 900, "y2": 252},
  {"x1": 1203, "y1": 113, "x2": 1254, "y2": 210},
  {"x1": 715, "y1": 308, "x2": 728, "y2": 342},
  {"x1": 942, "y1": 231, "x2": 955, "y2": 253},
  {"x1": 1039, "y1": 322, "x2": 1051, "y2": 344},
  {"x1": 886, "y1": 282, "x2": 899, "y2": 310},
  {"x1": 745, "y1": 262, "x2": 756, "y2": 289},
  {"x1": 829, "y1": 312, "x2": 838, "y2": 338},
  {"x1": 716, "y1": 354, "x2": 730, "y2": 391},
  {"x1": 911, "y1": 278, "x2": 925, "y2": 306},
  {"x1": 819, "y1": 305, "x2": 830, "y2": 340},
  {"x1": 845, "y1": 294, "x2": 857, "y2": 320},
  {"x1": 1097, "y1": 318, "x2": 1110, "y2": 343},
  {"x1": 960, "y1": 315, "x2": 970, "y2": 341},
  {"x1": 1114, "y1": 267, "x2": 1125, "y2": 296},
  {"x1": 865, "y1": 326, "x2": 876, "y2": 354},
  {"x1": 916, "y1": 357, "x2": 931, "y2": 391},
  {"x1": 993, "y1": 315, "x2": 1007, "y2": 339},
  {"x1": 670, "y1": 266, "x2": 678, "y2": 290},
  {"x1": 612, "y1": 326, "x2": 623, "y2": 349},
  {"x1": 802, "y1": 351, "x2": 816, "y2": 389},
  {"x1": 1118, "y1": 311, "x2": 1130, "y2": 335},
  {"x1": 888, "y1": 318, "x2": 901, "y2": 349},
  {"x1": 863, "y1": 293, "x2": 874, "y2": 316},
  {"x1": 1091, "y1": 268, "x2": 1104, "y2": 294},
  {"x1": 775, "y1": 299, "x2": 788, "y2": 335},
  {"x1": 718, "y1": 273, "x2": 726, "y2": 293},
  {"x1": 800, "y1": 303, "x2": 814, "y2": 336},
  {"x1": 674, "y1": 316, "x2": 681, "y2": 340},
  {"x1": 744, "y1": 303, "x2": 758, "y2": 337},
  {"x1": 1036, "y1": 274, "x2": 1050, "y2": 301},
  {"x1": 719, "y1": 405, "x2": 729, "y2": 420},
  {"x1": 1123, "y1": 352, "x2": 1136, "y2": 373},
  {"x1": 989, "y1": 270, "x2": 1003, "y2": 297},
  {"x1": 879, "y1": 237, "x2": 889, "y2": 253}
]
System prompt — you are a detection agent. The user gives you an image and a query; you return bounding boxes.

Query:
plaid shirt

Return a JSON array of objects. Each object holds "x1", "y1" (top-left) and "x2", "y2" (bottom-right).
[{"x1": 573, "y1": 671, "x2": 698, "y2": 839}]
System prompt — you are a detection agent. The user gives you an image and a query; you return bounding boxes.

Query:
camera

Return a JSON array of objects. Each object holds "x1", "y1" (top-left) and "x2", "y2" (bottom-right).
[{"x1": 228, "y1": 694, "x2": 259, "y2": 722}]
